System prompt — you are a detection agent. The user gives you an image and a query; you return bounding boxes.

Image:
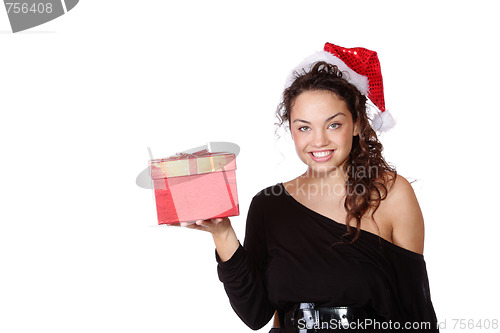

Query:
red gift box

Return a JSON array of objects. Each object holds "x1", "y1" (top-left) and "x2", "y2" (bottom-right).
[{"x1": 149, "y1": 149, "x2": 239, "y2": 225}]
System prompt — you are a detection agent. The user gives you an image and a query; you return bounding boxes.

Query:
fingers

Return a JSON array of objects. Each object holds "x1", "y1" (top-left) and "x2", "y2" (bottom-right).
[
  {"x1": 201, "y1": 218, "x2": 223, "y2": 224},
  {"x1": 179, "y1": 218, "x2": 225, "y2": 231},
  {"x1": 192, "y1": 218, "x2": 222, "y2": 226},
  {"x1": 194, "y1": 218, "x2": 221, "y2": 228},
  {"x1": 181, "y1": 220, "x2": 212, "y2": 230},
  {"x1": 182, "y1": 223, "x2": 206, "y2": 232}
]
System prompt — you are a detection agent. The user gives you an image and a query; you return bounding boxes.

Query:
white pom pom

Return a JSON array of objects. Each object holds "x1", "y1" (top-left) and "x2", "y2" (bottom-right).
[{"x1": 371, "y1": 109, "x2": 396, "y2": 133}]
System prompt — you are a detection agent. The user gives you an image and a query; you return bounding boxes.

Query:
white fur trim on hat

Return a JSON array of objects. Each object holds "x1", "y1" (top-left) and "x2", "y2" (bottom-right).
[
  {"x1": 285, "y1": 51, "x2": 394, "y2": 133},
  {"x1": 285, "y1": 50, "x2": 370, "y2": 95}
]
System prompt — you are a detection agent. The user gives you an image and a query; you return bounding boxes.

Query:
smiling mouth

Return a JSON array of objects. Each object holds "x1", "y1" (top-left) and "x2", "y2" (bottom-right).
[{"x1": 310, "y1": 150, "x2": 334, "y2": 158}]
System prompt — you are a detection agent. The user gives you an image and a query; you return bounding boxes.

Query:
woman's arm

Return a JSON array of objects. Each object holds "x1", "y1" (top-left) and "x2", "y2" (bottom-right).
[
  {"x1": 385, "y1": 174, "x2": 425, "y2": 254},
  {"x1": 182, "y1": 204, "x2": 275, "y2": 330},
  {"x1": 183, "y1": 217, "x2": 239, "y2": 262}
]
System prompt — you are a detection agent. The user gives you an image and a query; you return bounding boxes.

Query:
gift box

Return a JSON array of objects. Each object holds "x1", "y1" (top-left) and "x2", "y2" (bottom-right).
[{"x1": 149, "y1": 149, "x2": 239, "y2": 225}]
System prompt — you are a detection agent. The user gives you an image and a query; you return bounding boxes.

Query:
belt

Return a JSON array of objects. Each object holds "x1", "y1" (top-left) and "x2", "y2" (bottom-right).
[{"x1": 284, "y1": 303, "x2": 380, "y2": 332}]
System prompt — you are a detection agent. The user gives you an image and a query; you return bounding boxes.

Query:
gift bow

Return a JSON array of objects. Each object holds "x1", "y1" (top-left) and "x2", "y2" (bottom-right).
[
  {"x1": 173, "y1": 149, "x2": 210, "y2": 159},
  {"x1": 136, "y1": 142, "x2": 240, "y2": 189},
  {"x1": 150, "y1": 149, "x2": 236, "y2": 179}
]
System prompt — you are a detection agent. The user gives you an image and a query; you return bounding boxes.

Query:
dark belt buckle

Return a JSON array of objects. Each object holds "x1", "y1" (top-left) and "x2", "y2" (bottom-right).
[
  {"x1": 300, "y1": 308, "x2": 318, "y2": 331},
  {"x1": 285, "y1": 303, "x2": 319, "y2": 332},
  {"x1": 285, "y1": 303, "x2": 375, "y2": 332}
]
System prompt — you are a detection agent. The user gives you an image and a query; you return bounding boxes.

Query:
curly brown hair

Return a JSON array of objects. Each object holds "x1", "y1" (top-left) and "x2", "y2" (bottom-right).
[{"x1": 276, "y1": 61, "x2": 396, "y2": 243}]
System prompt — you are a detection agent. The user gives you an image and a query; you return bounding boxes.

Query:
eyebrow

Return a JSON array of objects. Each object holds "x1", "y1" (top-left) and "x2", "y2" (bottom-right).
[{"x1": 292, "y1": 112, "x2": 347, "y2": 124}]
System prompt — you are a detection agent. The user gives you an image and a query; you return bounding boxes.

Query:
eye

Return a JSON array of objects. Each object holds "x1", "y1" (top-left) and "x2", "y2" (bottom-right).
[
  {"x1": 329, "y1": 123, "x2": 341, "y2": 130},
  {"x1": 298, "y1": 126, "x2": 310, "y2": 132}
]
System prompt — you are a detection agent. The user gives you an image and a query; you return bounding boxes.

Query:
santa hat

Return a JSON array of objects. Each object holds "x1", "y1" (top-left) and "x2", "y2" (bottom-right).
[{"x1": 285, "y1": 42, "x2": 395, "y2": 133}]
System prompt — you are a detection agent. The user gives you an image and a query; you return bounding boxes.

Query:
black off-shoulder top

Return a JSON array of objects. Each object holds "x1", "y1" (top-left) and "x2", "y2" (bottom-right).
[{"x1": 216, "y1": 183, "x2": 438, "y2": 332}]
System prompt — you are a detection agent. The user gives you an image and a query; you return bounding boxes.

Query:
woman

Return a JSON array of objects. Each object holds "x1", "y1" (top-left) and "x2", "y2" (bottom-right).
[{"x1": 185, "y1": 43, "x2": 438, "y2": 332}]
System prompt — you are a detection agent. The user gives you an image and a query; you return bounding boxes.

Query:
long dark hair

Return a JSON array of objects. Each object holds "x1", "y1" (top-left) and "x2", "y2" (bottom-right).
[{"x1": 276, "y1": 61, "x2": 396, "y2": 243}]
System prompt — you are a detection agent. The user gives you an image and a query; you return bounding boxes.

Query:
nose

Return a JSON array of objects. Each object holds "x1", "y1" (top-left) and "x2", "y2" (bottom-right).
[{"x1": 312, "y1": 129, "x2": 329, "y2": 147}]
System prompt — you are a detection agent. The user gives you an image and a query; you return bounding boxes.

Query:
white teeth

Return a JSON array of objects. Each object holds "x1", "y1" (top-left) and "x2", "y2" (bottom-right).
[{"x1": 311, "y1": 150, "x2": 333, "y2": 158}]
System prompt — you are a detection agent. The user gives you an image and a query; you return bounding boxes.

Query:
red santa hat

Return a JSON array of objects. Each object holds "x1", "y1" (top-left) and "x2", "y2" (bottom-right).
[{"x1": 285, "y1": 42, "x2": 395, "y2": 132}]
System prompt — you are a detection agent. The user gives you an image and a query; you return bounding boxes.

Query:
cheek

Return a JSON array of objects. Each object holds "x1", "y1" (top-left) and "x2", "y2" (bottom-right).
[
  {"x1": 339, "y1": 134, "x2": 353, "y2": 147},
  {"x1": 331, "y1": 128, "x2": 354, "y2": 147},
  {"x1": 291, "y1": 131, "x2": 302, "y2": 146},
  {"x1": 291, "y1": 131, "x2": 308, "y2": 154},
  {"x1": 290, "y1": 128, "x2": 300, "y2": 142}
]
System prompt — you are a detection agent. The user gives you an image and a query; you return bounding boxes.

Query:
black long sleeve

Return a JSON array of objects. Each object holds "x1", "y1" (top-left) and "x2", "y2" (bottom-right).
[{"x1": 215, "y1": 195, "x2": 275, "y2": 330}]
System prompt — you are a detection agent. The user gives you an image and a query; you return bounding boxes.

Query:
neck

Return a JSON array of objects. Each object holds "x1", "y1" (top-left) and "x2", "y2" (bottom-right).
[
  {"x1": 293, "y1": 166, "x2": 348, "y2": 198},
  {"x1": 304, "y1": 158, "x2": 349, "y2": 182}
]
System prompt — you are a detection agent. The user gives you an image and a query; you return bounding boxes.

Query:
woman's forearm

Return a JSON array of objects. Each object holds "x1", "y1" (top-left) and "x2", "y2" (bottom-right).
[
  {"x1": 212, "y1": 224, "x2": 239, "y2": 262},
  {"x1": 185, "y1": 217, "x2": 240, "y2": 262}
]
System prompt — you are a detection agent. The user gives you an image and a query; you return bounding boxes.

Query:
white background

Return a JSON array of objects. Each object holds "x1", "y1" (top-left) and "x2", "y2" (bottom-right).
[{"x1": 1, "y1": 1, "x2": 499, "y2": 332}]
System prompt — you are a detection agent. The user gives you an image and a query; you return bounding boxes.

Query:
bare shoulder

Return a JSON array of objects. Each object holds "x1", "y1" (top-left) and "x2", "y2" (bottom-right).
[
  {"x1": 381, "y1": 174, "x2": 425, "y2": 254},
  {"x1": 384, "y1": 174, "x2": 417, "y2": 205}
]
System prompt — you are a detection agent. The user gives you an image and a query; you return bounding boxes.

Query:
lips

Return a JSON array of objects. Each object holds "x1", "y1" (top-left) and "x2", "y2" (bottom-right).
[{"x1": 309, "y1": 150, "x2": 334, "y2": 162}]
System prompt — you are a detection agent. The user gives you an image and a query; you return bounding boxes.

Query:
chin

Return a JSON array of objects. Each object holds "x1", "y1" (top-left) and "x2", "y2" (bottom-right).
[
  {"x1": 306, "y1": 164, "x2": 340, "y2": 176},
  {"x1": 303, "y1": 157, "x2": 349, "y2": 177}
]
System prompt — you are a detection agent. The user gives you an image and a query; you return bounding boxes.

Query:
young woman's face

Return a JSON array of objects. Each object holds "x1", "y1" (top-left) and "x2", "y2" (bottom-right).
[{"x1": 290, "y1": 90, "x2": 359, "y2": 177}]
